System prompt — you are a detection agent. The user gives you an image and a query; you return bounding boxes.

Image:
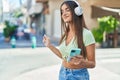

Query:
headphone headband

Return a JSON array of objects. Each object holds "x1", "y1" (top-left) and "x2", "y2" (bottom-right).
[{"x1": 64, "y1": 0, "x2": 83, "y2": 16}]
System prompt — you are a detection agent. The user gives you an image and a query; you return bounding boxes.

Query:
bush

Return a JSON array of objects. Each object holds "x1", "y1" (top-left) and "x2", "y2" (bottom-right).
[{"x1": 3, "y1": 21, "x2": 18, "y2": 38}]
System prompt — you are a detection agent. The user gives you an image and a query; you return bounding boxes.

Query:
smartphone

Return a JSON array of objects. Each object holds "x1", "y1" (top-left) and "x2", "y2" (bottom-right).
[
  {"x1": 70, "y1": 48, "x2": 81, "y2": 57},
  {"x1": 67, "y1": 48, "x2": 81, "y2": 62}
]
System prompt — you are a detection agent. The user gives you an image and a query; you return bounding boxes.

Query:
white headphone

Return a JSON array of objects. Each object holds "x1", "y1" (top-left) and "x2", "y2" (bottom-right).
[{"x1": 64, "y1": 0, "x2": 83, "y2": 16}]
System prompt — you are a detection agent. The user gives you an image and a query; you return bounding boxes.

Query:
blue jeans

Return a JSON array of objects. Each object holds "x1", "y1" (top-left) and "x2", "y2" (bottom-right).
[{"x1": 59, "y1": 66, "x2": 89, "y2": 80}]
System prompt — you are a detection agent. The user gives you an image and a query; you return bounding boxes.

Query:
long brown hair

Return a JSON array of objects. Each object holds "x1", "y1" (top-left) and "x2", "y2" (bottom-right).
[{"x1": 59, "y1": 1, "x2": 87, "y2": 59}]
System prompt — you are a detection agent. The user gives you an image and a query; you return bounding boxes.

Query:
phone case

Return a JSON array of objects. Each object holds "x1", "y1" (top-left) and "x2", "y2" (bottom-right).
[
  {"x1": 70, "y1": 48, "x2": 81, "y2": 57},
  {"x1": 67, "y1": 48, "x2": 81, "y2": 62}
]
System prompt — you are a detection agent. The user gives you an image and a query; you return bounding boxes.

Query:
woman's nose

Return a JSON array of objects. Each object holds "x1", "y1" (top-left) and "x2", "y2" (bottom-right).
[{"x1": 62, "y1": 11, "x2": 67, "y2": 16}]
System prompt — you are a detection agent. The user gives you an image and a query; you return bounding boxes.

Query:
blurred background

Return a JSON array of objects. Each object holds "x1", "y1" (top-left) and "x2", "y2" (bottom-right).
[
  {"x1": 0, "y1": 0, "x2": 120, "y2": 80},
  {"x1": 0, "y1": 0, "x2": 120, "y2": 48}
]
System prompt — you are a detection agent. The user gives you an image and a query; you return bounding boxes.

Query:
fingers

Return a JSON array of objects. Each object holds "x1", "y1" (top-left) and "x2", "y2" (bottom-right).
[
  {"x1": 71, "y1": 55, "x2": 83, "y2": 60},
  {"x1": 75, "y1": 55, "x2": 84, "y2": 59},
  {"x1": 42, "y1": 35, "x2": 46, "y2": 43},
  {"x1": 69, "y1": 55, "x2": 84, "y2": 65},
  {"x1": 43, "y1": 34, "x2": 47, "y2": 40},
  {"x1": 42, "y1": 34, "x2": 51, "y2": 47},
  {"x1": 43, "y1": 35, "x2": 48, "y2": 41}
]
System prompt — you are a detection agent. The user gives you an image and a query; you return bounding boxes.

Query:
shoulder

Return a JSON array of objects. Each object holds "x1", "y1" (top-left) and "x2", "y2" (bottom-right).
[
  {"x1": 83, "y1": 28, "x2": 92, "y2": 36},
  {"x1": 83, "y1": 28, "x2": 96, "y2": 46}
]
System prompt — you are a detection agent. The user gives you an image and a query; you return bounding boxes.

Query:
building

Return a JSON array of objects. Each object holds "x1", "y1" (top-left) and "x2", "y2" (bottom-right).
[{"x1": 35, "y1": 0, "x2": 120, "y2": 38}]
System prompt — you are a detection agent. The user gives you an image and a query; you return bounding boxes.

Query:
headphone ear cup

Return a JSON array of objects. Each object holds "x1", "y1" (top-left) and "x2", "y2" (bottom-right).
[{"x1": 74, "y1": 7, "x2": 83, "y2": 16}]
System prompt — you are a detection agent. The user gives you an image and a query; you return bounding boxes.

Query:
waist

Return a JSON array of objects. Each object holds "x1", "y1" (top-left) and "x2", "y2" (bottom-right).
[
  {"x1": 61, "y1": 64, "x2": 88, "y2": 73},
  {"x1": 62, "y1": 60, "x2": 82, "y2": 69}
]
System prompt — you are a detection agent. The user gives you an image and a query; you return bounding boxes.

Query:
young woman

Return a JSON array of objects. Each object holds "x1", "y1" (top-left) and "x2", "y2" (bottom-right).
[{"x1": 43, "y1": 0, "x2": 96, "y2": 80}]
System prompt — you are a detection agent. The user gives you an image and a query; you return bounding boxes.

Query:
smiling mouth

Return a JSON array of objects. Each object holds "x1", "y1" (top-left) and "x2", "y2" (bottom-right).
[{"x1": 64, "y1": 16, "x2": 69, "y2": 19}]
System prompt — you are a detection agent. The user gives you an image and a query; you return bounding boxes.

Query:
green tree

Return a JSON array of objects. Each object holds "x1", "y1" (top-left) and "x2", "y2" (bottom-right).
[{"x1": 92, "y1": 16, "x2": 119, "y2": 47}]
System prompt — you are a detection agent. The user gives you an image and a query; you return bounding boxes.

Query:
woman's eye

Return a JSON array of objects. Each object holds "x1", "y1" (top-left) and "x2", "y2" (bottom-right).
[
  {"x1": 66, "y1": 8, "x2": 70, "y2": 11},
  {"x1": 61, "y1": 8, "x2": 70, "y2": 14}
]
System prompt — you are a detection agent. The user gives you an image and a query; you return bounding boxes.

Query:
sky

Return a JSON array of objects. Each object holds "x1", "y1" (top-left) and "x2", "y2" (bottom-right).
[{"x1": 2, "y1": 0, "x2": 27, "y2": 12}]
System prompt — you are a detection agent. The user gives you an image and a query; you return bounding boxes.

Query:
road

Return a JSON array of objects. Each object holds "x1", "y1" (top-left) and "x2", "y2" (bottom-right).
[
  {"x1": 0, "y1": 48, "x2": 120, "y2": 80},
  {"x1": 0, "y1": 47, "x2": 61, "y2": 80},
  {"x1": 96, "y1": 48, "x2": 120, "y2": 75}
]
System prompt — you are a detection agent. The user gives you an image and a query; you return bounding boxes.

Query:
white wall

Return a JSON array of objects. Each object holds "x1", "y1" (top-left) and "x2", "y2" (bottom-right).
[
  {"x1": 45, "y1": 14, "x2": 52, "y2": 36},
  {"x1": 53, "y1": 9, "x2": 61, "y2": 38}
]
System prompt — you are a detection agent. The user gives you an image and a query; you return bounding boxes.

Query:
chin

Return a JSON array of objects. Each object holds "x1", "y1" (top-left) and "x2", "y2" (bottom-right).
[{"x1": 64, "y1": 20, "x2": 70, "y2": 23}]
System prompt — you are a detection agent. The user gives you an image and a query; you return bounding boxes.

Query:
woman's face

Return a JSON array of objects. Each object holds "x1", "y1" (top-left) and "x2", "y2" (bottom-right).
[{"x1": 61, "y1": 4, "x2": 72, "y2": 23}]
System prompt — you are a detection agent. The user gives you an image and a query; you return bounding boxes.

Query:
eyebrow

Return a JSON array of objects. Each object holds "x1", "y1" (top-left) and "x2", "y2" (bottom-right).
[{"x1": 61, "y1": 7, "x2": 70, "y2": 11}]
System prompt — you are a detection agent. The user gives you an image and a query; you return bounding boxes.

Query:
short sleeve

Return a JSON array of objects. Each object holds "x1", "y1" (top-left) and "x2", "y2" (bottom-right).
[{"x1": 83, "y1": 28, "x2": 96, "y2": 46}]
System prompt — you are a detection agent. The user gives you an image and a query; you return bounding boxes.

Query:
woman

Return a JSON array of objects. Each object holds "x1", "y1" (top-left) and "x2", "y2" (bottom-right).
[{"x1": 43, "y1": 0, "x2": 96, "y2": 80}]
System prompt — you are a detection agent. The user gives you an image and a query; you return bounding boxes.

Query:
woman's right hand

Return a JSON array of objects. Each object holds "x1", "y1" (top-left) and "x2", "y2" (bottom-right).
[{"x1": 42, "y1": 35, "x2": 51, "y2": 47}]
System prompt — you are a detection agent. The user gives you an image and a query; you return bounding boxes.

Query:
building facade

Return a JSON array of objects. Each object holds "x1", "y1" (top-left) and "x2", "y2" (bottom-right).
[{"x1": 35, "y1": 0, "x2": 120, "y2": 39}]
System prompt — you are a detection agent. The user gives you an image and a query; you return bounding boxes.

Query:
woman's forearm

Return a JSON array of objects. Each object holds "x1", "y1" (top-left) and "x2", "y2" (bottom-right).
[
  {"x1": 81, "y1": 60, "x2": 96, "y2": 68},
  {"x1": 48, "y1": 44, "x2": 62, "y2": 59}
]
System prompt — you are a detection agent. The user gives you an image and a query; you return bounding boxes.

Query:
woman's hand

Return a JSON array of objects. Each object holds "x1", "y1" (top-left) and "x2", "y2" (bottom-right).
[
  {"x1": 42, "y1": 35, "x2": 51, "y2": 47},
  {"x1": 69, "y1": 55, "x2": 86, "y2": 67},
  {"x1": 42, "y1": 35, "x2": 62, "y2": 58}
]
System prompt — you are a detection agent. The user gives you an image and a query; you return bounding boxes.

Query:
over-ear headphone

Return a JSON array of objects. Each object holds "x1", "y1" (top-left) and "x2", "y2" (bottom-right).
[{"x1": 64, "y1": 0, "x2": 83, "y2": 16}]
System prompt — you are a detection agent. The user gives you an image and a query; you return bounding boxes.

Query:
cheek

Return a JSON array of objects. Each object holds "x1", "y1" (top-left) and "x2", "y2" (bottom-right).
[
  {"x1": 61, "y1": 15, "x2": 66, "y2": 21},
  {"x1": 69, "y1": 13, "x2": 72, "y2": 19},
  {"x1": 69, "y1": 16, "x2": 72, "y2": 20},
  {"x1": 67, "y1": 16, "x2": 72, "y2": 22}
]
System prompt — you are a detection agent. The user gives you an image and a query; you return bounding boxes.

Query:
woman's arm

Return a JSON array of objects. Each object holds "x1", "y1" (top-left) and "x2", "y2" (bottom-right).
[
  {"x1": 48, "y1": 44, "x2": 62, "y2": 58},
  {"x1": 83, "y1": 44, "x2": 96, "y2": 68},
  {"x1": 69, "y1": 44, "x2": 96, "y2": 68},
  {"x1": 43, "y1": 35, "x2": 62, "y2": 58}
]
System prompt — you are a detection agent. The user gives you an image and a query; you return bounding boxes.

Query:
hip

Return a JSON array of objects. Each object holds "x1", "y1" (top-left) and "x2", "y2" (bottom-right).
[{"x1": 59, "y1": 65, "x2": 89, "y2": 80}]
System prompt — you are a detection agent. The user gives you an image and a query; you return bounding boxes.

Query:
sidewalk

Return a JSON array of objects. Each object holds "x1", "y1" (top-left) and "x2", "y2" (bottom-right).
[
  {"x1": 1, "y1": 33, "x2": 120, "y2": 80},
  {"x1": 13, "y1": 64, "x2": 120, "y2": 80},
  {"x1": 0, "y1": 35, "x2": 59, "y2": 49}
]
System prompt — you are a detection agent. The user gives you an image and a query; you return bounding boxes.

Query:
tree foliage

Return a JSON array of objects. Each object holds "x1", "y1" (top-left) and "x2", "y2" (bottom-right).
[{"x1": 92, "y1": 16, "x2": 119, "y2": 43}]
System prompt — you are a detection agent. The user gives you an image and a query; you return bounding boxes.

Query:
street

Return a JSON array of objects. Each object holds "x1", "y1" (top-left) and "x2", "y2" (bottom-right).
[
  {"x1": 0, "y1": 47, "x2": 61, "y2": 80},
  {"x1": 0, "y1": 47, "x2": 120, "y2": 80},
  {"x1": 96, "y1": 48, "x2": 120, "y2": 75}
]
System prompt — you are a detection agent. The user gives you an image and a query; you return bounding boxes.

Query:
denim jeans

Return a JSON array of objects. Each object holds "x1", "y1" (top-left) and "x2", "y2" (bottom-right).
[{"x1": 59, "y1": 66, "x2": 89, "y2": 80}]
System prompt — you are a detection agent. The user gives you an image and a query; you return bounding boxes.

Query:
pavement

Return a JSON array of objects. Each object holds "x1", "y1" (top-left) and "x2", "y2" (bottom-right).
[
  {"x1": 10, "y1": 48, "x2": 120, "y2": 80},
  {"x1": 12, "y1": 62, "x2": 120, "y2": 80},
  {"x1": 0, "y1": 33, "x2": 120, "y2": 80}
]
